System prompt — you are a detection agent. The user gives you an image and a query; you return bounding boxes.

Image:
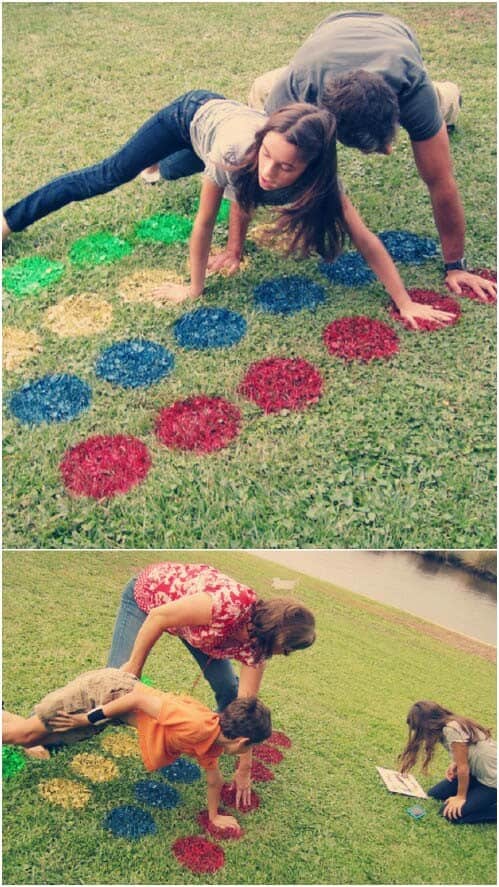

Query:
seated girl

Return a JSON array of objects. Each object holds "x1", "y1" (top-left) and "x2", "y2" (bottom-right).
[
  {"x1": 399, "y1": 700, "x2": 496, "y2": 825},
  {"x1": 2, "y1": 666, "x2": 272, "y2": 827},
  {"x1": 3, "y1": 89, "x2": 452, "y2": 327}
]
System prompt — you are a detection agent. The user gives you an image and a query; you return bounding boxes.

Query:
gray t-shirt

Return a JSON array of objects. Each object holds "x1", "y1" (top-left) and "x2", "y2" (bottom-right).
[
  {"x1": 265, "y1": 11, "x2": 443, "y2": 142},
  {"x1": 442, "y1": 720, "x2": 497, "y2": 789},
  {"x1": 190, "y1": 99, "x2": 266, "y2": 200}
]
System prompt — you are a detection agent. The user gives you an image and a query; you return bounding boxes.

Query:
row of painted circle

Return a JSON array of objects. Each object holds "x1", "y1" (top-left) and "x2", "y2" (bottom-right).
[
  {"x1": 3, "y1": 225, "x2": 438, "y2": 299},
  {"x1": 6, "y1": 286, "x2": 470, "y2": 427},
  {"x1": 23, "y1": 729, "x2": 292, "y2": 875},
  {"x1": 8, "y1": 285, "x2": 492, "y2": 498},
  {"x1": 2, "y1": 204, "x2": 235, "y2": 299}
]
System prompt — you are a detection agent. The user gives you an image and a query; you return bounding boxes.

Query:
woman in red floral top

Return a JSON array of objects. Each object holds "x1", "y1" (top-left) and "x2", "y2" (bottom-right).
[{"x1": 107, "y1": 561, "x2": 315, "y2": 806}]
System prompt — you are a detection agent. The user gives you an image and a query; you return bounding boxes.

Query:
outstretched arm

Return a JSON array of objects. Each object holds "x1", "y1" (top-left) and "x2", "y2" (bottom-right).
[
  {"x1": 152, "y1": 178, "x2": 224, "y2": 303},
  {"x1": 341, "y1": 195, "x2": 455, "y2": 329},
  {"x1": 443, "y1": 742, "x2": 470, "y2": 820},
  {"x1": 119, "y1": 592, "x2": 213, "y2": 677},
  {"x1": 206, "y1": 765, "x2": 240, "y2": 830},
  {"x1": 232, "y1": 662, "x2": 266, "y2": 808},
  {"x1": 207, "y1": 201, "x2": 252, "y2": 275},
  {"x1": 412, "y1": 125, "x2": 496, "y2": 301}
]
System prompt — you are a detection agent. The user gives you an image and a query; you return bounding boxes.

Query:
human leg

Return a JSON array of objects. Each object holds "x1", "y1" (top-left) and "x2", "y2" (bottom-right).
[
  {"x1": 107, "y1": 578, "x2": 148, "y2": 667},
  {"x1": 432, "y1": 81, "x2": 462, "y2": 128},
  {"x1": 428, "y1": 775, "x2": 458, "y2": 801},
  {"x1": 179, "y1": 639, "x2": 239, "y2": 711},
  {"x1": 2, "y1": 710, "x2": 51, "y2": 748},
  {"x1": 158, "y1": 149, "x2": 205, "y2": 180},
  {"x1": 430, "y1": 775, "x2": 497, "y2": 824},
  {"x1": 448, "y1": 780, "x2": 497, "y2": 825},
  {"x1": 4, "y1": 89, "x2": 221, "y2": 232},
  {"x1": 247, "y1": 66, "x2": 288, "y2": 110}
]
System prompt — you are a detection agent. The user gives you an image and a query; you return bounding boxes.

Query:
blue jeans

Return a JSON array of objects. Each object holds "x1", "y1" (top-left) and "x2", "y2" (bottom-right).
[
  {"x1": 107, "y1": 577, "x2": 239, "y2": 712},
  {"x1": 159, "y1": 149, "x2": 205, "y2": 180},
  {"x1": 429, "y1": 775, "x2": 497, "y2": 824},
  {"x1": 5, "y1": 89, "x2": 222, "y2": 232}
]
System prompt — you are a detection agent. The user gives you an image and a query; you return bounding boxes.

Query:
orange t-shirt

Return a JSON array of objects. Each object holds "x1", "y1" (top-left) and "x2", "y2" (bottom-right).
[{"x1": 136, "y1": 690, "x2": 223, "y2": 771}]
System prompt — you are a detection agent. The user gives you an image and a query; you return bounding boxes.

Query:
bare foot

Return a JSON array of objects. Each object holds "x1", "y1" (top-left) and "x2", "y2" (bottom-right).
[
  {"x1": 2, "y1": 214, "x2": 12, "y2": 242},
  {"x1": 140, "y1": 165, "x2": 161, "y2": 185},
  {"x1": 24, "y1": 745, "x2": 51, "y2": 760}
]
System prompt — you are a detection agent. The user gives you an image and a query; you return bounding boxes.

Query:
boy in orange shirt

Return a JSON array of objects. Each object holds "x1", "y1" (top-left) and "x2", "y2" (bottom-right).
[{"x1": 2, "y1": 667, "x2": 272, "y2": 831}]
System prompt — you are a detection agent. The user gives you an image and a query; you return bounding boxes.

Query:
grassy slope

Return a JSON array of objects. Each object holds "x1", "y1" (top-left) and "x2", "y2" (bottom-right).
[
  {"x1": 3, "y1": 550, "x2": 496, "y2": 885},
  {"x1": 2, "y1": 3, "x2": 497, "y2": 549}
]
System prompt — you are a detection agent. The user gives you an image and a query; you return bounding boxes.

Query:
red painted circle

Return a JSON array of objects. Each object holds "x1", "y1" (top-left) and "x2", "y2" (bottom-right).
[
  {"x1": 197, "y1": 809, "x2": 244, "y2": 840},
  {"x1": 447, "y1": 268, "x2": 496, "y2": 303},
  {"x1": 239, "y1": 357, "x2": 323, "y2": 413},
  {"x1": 253, "y1": 743, "x2": 284, "y2": 764},
  {"x1": 172, "y1": 835, "x2": 225, "y2": 873},
  {"x1": 324, "y1": 316, "x2": 400, "y2": 361},
  {"x1": 220, "y1": 783, "x2": 260, "y2": 813},
  {"x1": 390, "y1": 289, "x2": 461, "y2": 331},
  {"x1": 249, "y1": 760, "x2": 275, "y2": 782},
  {"x1": 267, "y1": 730, "x2": 292, "y2": 748},
  {"x1": 60, "y1": 434, "x2": 151, "y2": 499},
  {"x1": 155, "y1": 395, "x2": 241, "y2": 453}
]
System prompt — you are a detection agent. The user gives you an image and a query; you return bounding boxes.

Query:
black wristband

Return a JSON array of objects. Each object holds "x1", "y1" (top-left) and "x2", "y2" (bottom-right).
[
  {"x1": 444, "y1": 258, "x2": 467, "y2": 273},
  {"x1": 87, "y1": 707, "x2": 108, "y2": 724}
]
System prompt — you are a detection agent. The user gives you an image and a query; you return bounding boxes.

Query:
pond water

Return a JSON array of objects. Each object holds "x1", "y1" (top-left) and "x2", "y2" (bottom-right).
[{"x1": 256, "y1": 550, "x2": 497, "y2": 645}]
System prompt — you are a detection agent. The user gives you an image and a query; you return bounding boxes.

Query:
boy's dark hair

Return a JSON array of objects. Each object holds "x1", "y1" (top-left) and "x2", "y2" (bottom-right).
[
  {"x1": 321, "y1": 70, "x2": 400, "y2": 153},
  {"x1": 219, "y1": 696, "x2": 272, "y2": 744}
]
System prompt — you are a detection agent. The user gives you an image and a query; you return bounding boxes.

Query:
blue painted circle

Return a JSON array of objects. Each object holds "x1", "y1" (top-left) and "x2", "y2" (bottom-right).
[
  {"x1": 134, "y1": 779, "x2": 181, "y2": 808},
  {"x1": 159, "y1": 758, "x2": 201, "y2": 783},
  {"x1": 379, "y1": 230, "x2": 438, "y2": 264},
  {"x1": 318, "y1": 252, "x2": 376, "y2": 286},
  {"x1": 103, "y1": 805, "x2": 156, "y2": 839},
  {"x1": 8, "y1": 374, "x2": 92, "y2": 425},
  {"x1": 173, "y1": 307, "x2": 247, "y2": 350},
  {"x1": 254, "y1": 275, "x2": 326, "y2": 315},
  {"x1": 95, "y1": 339, "x2": 174, "y2": 389}
]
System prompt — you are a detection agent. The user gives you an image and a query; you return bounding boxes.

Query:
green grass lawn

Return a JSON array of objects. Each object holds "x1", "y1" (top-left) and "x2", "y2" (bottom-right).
[
  {"x1": 2, "y1": 3, "x2": 496, "y2": 549},
  {"x1": 3, "y1": 550, "x2": 497, "y2": 885}
]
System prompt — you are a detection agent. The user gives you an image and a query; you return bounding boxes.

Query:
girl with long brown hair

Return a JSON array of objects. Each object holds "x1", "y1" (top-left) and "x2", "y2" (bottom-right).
[
  {"x1": 399, "y1": 701, "x2": 496, "y2": 825},
  {"x1": 4, "y1": 90, "x2": 451, "y2": 326}
]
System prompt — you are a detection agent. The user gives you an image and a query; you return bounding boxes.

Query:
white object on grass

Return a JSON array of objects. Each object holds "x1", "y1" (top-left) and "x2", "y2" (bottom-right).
[{"x1": 376, "y1": 767, "x2": 428, "y2": 798}]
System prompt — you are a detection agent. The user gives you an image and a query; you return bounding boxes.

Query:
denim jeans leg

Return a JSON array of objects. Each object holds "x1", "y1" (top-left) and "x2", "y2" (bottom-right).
[
  {"x1": 107, "y1": 578, "x2": 148, "y2": 667},
  {"x1": 452, "y1": 781, "x2": 497, "y2": 825},
  {"x1": 179, "y1": 638, "x2": 239, "y2": 711},
  {"x1": 159, "y1": 149, "x2": 205, "y2": 180},
  {"x1": 4, "y1": 90, "x2": 220, "y2": 232},
  {"x1": 428, "y1": 776, "x2": 458, "y2": 801}
]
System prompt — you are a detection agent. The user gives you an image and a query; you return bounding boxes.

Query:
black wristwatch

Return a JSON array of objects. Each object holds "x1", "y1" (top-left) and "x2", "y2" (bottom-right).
[
  {"x1": 444, "y1": 258, "x2": 467, "y2": 273},
  {"x1": 87, "y1": 707, "x2": 109, "y2": 724}
]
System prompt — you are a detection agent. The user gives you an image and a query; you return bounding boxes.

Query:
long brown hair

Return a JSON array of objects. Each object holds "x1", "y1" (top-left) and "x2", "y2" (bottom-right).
[
  {"x1": 248, "y1": 597, "x2": 316, "y2": 659},
  {"x1": 233, "y1": 104, "x2": 346, "y2": 260},
  {"x1": 398, "y1": 700, "x2": 491, "y2": 774}
]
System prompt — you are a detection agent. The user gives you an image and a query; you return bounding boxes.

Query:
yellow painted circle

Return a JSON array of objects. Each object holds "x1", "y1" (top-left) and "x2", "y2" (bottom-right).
[
  {"x1": 44, "y1": 293, "x2": 113, "y2": 337},
  {"x1": 118, "y1": 269, "x2": 185, "y2": 305},
  {"x1": 38, "y1": 778, "x2": 91, "y2": 809},
  {"x1": 70, "y1": 753, "x2": 119, "y2": 782},
  {"x1": 3, "y1": 327, "x2": 42, "y2": 371},
  {"x1": 101, "y1": 732, "x2": 141, "y2": 758}
]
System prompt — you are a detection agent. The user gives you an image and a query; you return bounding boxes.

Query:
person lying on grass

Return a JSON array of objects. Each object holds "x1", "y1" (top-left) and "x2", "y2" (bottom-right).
[
  {"x1": 107, "y1": 561, "x2": 315, "y2": 808},
  {"x1": 3, "y1": 89, "x2": 452, "y2": 328},
  {"x1": 399, "y1": 700, "x2": 497, "y2": 825},
  {"x1": 2, "y1": 666, "x2": 272, "y2": 832}
]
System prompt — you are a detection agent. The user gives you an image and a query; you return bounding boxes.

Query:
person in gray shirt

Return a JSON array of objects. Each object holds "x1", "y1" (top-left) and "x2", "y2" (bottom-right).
[
  {"x1": 214, "y1": 11, "x2": 494, "y2": 303},
  {"x1": 399, "y1": 700, "x2": 496, "y2": 825}
]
